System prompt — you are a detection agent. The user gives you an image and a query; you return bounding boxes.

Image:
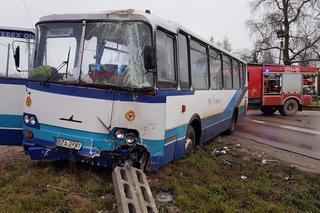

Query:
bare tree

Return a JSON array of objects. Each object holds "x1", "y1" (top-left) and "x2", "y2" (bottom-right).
[
  {"x1": 247, "y1": 0, "x2": 320, "y2": 65},
  {"x1": 211, "y1": 36, "x2": 233, "y2": 52}
]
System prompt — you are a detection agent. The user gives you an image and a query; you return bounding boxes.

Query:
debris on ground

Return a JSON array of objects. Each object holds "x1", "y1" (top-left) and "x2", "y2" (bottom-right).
[
  {"x1": 223, "y1": 159, "x2": 237, "y2": 166},
  {"x1": 65, "y1": 192, "x2": 92, "y2": 208},
  {"x1": 213, "y1": 147, "x2": 230, "y2": 156},
  {"x1": 240, "y1": 175, "x2": 248, "y2": 181},
  {"x1": 262, "y1": 159, "x2": 278, "y2": 167},
  {"x1": 156, "y1": 190, "x2": 174, "y2": 204},
  {"x1": 112, "y1": 166, "x2": 158, "y2": 213}
]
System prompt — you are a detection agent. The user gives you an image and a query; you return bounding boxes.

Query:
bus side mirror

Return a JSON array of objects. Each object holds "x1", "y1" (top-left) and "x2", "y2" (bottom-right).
[
  {"x1": 14, "y1": 46, "x2": 20, "y2": 71},
  {"x1": 143, "y1": 46, "x2": 156, "y2": 70}
]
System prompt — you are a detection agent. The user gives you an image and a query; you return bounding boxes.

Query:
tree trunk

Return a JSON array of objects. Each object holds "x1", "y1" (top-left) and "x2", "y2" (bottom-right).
[{"x1": 282, "y1": 0, "x2": 291, "y2": 65}]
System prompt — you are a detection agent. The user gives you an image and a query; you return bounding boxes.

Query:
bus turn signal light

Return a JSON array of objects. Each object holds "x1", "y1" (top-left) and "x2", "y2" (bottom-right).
[{"x1": 25, "y1": 131, "x2": 33, "y2": 139}]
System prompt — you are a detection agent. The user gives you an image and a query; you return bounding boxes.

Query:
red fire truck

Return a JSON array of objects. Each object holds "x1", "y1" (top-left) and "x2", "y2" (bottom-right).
[{"x1": 248, "y1": 64, "x2": 318, "y2": 116}]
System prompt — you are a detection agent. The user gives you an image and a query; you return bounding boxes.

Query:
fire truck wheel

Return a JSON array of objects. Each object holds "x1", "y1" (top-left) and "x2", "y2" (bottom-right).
[
  {"x1": 260, "y1": 106, "x2": 277, "y2": 115},
  {"x1": 280, "y1": 99, "x2": 299, "y2": 116}
]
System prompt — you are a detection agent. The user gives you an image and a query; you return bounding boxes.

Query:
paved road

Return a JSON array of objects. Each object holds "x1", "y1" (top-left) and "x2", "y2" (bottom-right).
[{"x1": 235, "y1": 110, "x2": 320, "y2": 159}]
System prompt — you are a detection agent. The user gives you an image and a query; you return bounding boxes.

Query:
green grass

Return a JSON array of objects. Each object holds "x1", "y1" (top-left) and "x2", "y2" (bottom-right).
[
  {"x1": 1, "y1": 138, "x2": 320, "y2": 212},
  {"x1": 0, "y1": 159, "x2": 115, "y2": 213},
  {"x1": 149, "y1": 139, "x2": 320, "y2": 213}
]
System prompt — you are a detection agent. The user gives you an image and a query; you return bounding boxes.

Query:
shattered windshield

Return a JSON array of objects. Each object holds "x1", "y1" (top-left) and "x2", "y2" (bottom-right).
[
  {"x1": 31, "y1": 23, "x2": 83, "y2": 82},
  {"x1": 81, "y1": 22, "x2": 153, "y2": 89}
]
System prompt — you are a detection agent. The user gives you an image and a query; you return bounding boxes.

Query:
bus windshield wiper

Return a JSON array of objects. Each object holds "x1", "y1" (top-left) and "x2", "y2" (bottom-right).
[{"x1": 42, "y1": 47, "x2": 71, "y2": 85}]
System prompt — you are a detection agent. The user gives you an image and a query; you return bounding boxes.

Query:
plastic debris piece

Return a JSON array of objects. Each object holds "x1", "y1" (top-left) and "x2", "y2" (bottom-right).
[
  {"x1": 240, "y1": 175, "x2": 248, "y2": 181},
  {"x1": 262, "y1": 159, "x2": 278, "y2": 164},
  {"x1": 213, "y1": 147, "x2": 230, "y2": 156},
  {"x1": 223, "y1": 160, "x2": 237, "y2": 166},
  {"x1": 156, "y1": 191, "x2": 174, "y2": 203}
]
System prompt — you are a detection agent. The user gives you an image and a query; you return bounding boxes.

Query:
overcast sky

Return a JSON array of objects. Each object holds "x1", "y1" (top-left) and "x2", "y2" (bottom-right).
[{"x1": 0, "y1": 0, "x2": 253, "y2": 50}]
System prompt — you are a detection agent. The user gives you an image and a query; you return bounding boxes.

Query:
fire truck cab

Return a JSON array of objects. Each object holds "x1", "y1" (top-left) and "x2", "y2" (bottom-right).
[{"x1": 248, "y1": 64, "x2": 318, "y2": 116}]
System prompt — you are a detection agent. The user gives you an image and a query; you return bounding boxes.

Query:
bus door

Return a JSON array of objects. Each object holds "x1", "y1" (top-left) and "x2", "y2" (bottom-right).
[{"x1": 0, "y1": 28, "x2": 34, "y2": 146}]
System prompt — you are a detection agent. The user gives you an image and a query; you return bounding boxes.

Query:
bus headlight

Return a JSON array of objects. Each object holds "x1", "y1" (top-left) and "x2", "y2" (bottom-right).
[
  {"x1": 115, "y1": 129, "x2": 125, "y2": 139},
  {"x1": 24, "y1": 115, "x2": 30, "y2": 124},
  {"x1": 29, "y1": 116, "x2": 36, "y2": 125},
  {"x1": 23, "y1": 113, "x2": 39, "y2": 128},
  {"x1": 125, "y1": 133, "x2": 137, "y2": 146}
]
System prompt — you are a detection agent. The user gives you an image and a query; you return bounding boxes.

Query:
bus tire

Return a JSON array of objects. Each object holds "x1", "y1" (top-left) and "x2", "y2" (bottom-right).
[
  {"x1": 280, "y1": 99, "x2": 299, "y2": 116},
  {"x1": 185, "y1": 126, "x2": 196, "y2": 157},
  {"x1": 260, "y1": 106, "x2": 277, "y2": 115},
  {"x1": 225, "y1": 112, "x2": 236, "y2": 135}
]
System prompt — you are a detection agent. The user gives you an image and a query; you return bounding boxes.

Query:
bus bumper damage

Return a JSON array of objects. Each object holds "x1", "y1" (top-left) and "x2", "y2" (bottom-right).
[{"x1": 22, "y1": 134, "x2": 151, "y2": 171}]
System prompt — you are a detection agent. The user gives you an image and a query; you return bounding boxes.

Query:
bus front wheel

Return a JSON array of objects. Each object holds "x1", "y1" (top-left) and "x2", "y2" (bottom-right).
[
  {"x1": 185, "y1": 126, "x2": 196, "y2": 157},
  {"x1": 280, "y1": 99, "x2": 299, "y2": 116}
]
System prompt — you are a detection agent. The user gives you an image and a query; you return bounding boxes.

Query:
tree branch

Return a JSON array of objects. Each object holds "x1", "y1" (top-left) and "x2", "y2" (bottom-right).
[
  {"x1": 290, "y1": 35, "x2": 320, "y2": 60},
  {"x1": 289, "y1": 0, "x2": 312, "y2": 24},
  {"x1": 273, "y1": 0, "x2": 283, "y2": 10}
]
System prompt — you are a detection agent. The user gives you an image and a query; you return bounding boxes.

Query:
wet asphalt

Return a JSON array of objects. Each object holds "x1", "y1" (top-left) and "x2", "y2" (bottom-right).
[{"x1": 235, "y1": 110, "x2": 320, "y2": 159}]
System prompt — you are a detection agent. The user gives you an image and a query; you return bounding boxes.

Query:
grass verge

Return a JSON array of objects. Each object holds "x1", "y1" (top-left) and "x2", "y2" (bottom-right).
[{"x1": 1, "y1": 136, "x2": 320, "y2": 212}]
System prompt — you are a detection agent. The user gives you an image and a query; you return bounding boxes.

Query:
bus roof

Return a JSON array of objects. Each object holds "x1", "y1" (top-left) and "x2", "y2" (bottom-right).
[{"x1": 38, "y1": 9, "x2": 246, "y2": 63}]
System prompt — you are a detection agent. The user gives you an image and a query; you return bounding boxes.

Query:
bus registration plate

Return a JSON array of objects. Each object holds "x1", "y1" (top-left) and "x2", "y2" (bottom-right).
[{"x1": 56, "y1": 138, "x2": 82, "y2": 150}]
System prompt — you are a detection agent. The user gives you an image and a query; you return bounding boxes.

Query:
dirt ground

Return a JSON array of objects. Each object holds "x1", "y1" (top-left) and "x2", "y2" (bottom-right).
[
  {"x1": 225, "y1": 135, "x2": 320, "y2": 174},
  {"x1": 0, "y1": 146, "x2": 25, "y2": 168}
]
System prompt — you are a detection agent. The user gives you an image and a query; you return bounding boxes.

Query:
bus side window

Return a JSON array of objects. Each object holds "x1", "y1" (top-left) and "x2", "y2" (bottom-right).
[
  {"x1": 0, "y1": 36, "x2": 33, "y2": 79},
  {"x1": 232, "y1": 59, "x2": 240, "y2": 90},
  {"x1": 222, "y1": 55, "x2": 232, "y2": 90},
  {"x1": 190, "y1": 39, "x2": 209, "y2": 90},
  {"x1": 178, "y1": 33, "x2": 190, "y2": 90},
  {"x1": 209, "y1": 48, "x2": 222, "y2": 90},
  {"x1": 156, "y1": 30, "x2": 176, "y2": 89}
]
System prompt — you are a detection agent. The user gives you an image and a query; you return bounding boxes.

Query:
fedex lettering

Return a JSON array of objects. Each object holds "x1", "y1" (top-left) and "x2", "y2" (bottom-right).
[{"x1": 0, "y1": 31, "x2": 34, "y2": 39}]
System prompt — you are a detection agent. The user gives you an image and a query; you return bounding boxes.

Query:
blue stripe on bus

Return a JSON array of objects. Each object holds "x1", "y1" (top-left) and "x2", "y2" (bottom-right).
[
  {"x1": 27, "y1": 82, "x2": 166, "y2": 103},
  {"x1": 24, "y1": 124, "x2": 117, "y2": 150},
  {"x1": 0, "y1": 129, "x2": 23, "y2": 146},
  {"x1": 156, "y1": 90, "x2": 195, "y2": 96},
  {"x1": 0, "y1": 114, "x2": 23, "y2": 128},
  {"x1": 0, "y1": 78, "x2": 27, "y2": 85},
  {"x1": 165, "y1": 124, "x2": 188, "y2": 140}
]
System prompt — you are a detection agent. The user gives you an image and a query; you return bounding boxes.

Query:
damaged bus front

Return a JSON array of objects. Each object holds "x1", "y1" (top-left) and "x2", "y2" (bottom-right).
[{"x1": 21, "y1": 12, "x2": 163, "y2": 170}]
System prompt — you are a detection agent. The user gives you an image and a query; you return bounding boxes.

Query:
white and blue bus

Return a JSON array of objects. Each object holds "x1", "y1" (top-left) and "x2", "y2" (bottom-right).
[
  {"x1": 0, "y1": 27, "x2": 34, "y2": 146},
  {"x1": 14, "y1": 10, "x2": 247, "y2": 170}
]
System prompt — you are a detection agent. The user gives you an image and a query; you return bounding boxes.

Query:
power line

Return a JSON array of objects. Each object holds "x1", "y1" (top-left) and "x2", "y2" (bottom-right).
[{"x1": 21, "y1": 0, "x2": 34, "y2": 27}]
